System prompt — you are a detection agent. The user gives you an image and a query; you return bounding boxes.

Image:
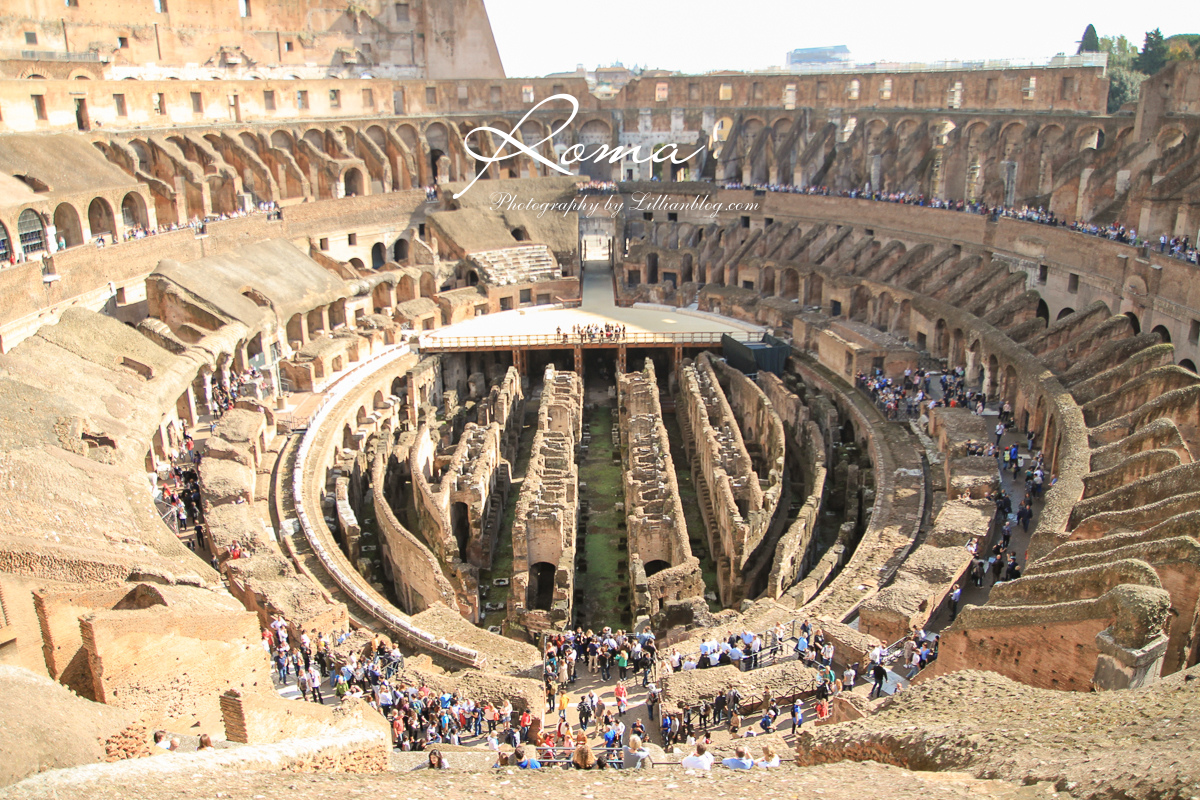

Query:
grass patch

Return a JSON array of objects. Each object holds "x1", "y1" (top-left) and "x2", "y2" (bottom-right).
[{"x1": 576, "y1": 403, "x2": 630, "y2": 630}]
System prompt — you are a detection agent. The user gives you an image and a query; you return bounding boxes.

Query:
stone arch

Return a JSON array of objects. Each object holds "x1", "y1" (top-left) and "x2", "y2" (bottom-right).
[
  {"x1": 1179, "y1": 359, "x2": 1197, "y2": 375},
  {"x1": 1077, "y1": 126, "x2": 1104, "y2": 152},
  {"x1": 286, "y1": 313, "x2": 304, "y2": 344},
  {"x1": 121, "y1": 191, "x2": 149, "y2": 230},
  {"x1": 0, "y1": 219, "x2": 13, "y2": 261},
  {"x1": 396, "y1": 123, "x2": 419, "y2": 151},
  {"x1": 52, "y1": 203, "x2": 83, "y2": 248},
  {"x1": 1152, "y1": 324, "x2": 1171, "y2": 344},
  {"x1": 1002, "y1": 364, "x2": 1018, "y2": 407},
  {"x1": 393, "y1": 237, "x2": 409, "y2": 262},
  {"x1": 1124, "y1": 311, "x2": 1141, "y2": 335},
  {"x1": 303, "y1": 128, "x2": 325, "y2": 151},
  {"x1": 528, "y1": 562, "x2": 556, "y2": 610},
  {"x1": 239, "y1": 132, "x2": 260, "y2": 153},
  {"x1": 307, "y1": 307, "x2": 326, "y2": 336},
  {"x1": 964, "y1": 336, "x2": 979, "y2": 378},
  {"x1": 371, "y1": 242, "x2": 386, "y2": 269},
  {"x1": 343, "y1": 167, "x2": 364, "y2": 197},
  {"x1": 802, "y1": 272, "x2": 820, "y2": 305},
  {"x1": 1156, "y1": 127, "x2": 1186, "y2": 152},
  {"x1": 425, "y1": 122, "x2": 449, "y2": 181},
  {"x1": 397, "y1": 274, "x2": 416, "y2": 302},
  {"x1": 373, "y1": 390, "x2": 386, "y2": 409},
  {"x1": 873, "y1": 291, "x2": 894, "y2": 331},
  {"x1": 934, "y1": 319, "x2": 948, "y2": 358},
  {"x1": 644, "y1": 560, "x2": 670, "y2": 577},
  {"x1": 849, "y1": 285, "x2": 871, "y2": 322},
  {"x1": 87, "y1": 197, "x2": 116, "y2": 237},
  {"x1": 366, "y1": 125, "x2": 387, "y2": 148},
  {"x1": 17, "y1": 208, "x2": 46, "y2": 254},
  {"x1": 1036, "y1": 298, "x2": 1050, "y2": 323},
  {"x1": 681, "y1": 252, "x2": 694, "y2": 283},
  {"x1": 271, "y1": 130, "x2": 295, "y2": 152},
  {"x1": 1057, "y1": 307, "x2": 1075, "y2": 320},
  {"x1": 986, "y1": 353, "x2": 999, "y2": 398},
  {"x1": 349, "y1": 257, "x2": 365, "y2": 270},
  {"x1": 760, "y1": 266, "x2": 775, "y2": 296},
  {"x1": 893, "y1": 299, "x2": 911, "y2": 338},
  {"x1": 356, "y1": 405, "x2": 369, "y2": 427},
  {"x1": 578, "y1": 118, "x2": 614, "y2": 180},
  {"x1": 450, "y1": 501, "x2": 470, "y2": 562}
]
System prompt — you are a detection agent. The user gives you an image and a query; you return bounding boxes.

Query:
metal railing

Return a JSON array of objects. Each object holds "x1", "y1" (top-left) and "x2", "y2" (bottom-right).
[{"x1": 425, "y1": 330, "x2": 756, "y2": 349}]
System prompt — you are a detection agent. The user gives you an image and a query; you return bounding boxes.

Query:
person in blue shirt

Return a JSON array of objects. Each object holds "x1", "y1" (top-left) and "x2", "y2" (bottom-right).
[
  {"x1": 722, "y1": 746, "x2": 754, "y2": 769},
  {"x1": 515, "y1": 746, "x2": 540, "y2": 769}
]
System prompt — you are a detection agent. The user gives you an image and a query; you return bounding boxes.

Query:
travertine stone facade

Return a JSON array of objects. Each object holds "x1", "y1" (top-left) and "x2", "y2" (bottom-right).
[
  {"x1": 617, "y1": 358, "x2": 704, "y2": 620},
  {"x1": 508, "y1": 366, "x2": 582, "y2": 636}
]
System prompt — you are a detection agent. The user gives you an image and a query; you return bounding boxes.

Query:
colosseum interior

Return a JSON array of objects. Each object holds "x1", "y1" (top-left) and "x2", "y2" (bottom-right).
[{"x1": 0, "y1": 1, "x2": 1199, "y2": 797}]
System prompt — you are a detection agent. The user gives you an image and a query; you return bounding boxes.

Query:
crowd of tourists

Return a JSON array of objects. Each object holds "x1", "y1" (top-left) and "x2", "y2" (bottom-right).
[
  {"x1": 206, "y1": 366, "x2": 264, "y2": 420},
  {"x1": 854, "y1": 368, "x2": 935, "y2": 420},
  {"x1": 719, "y1": 182, "x2": 1199, "y2": 265},
  {"x1": 557, "y1": 322, "x2": 626, "y2": 342},
  {"x1": 577, "y1": 180, "x2": 618, "y2": 195}
]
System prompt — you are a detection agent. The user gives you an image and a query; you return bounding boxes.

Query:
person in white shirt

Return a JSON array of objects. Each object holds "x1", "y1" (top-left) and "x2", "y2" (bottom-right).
[
  {"x1": 755, "y1": 745, "x2": 781, "y2": 768},
  {"x1": 681, "y1": 741, "x2": 714, "y2": 770}
]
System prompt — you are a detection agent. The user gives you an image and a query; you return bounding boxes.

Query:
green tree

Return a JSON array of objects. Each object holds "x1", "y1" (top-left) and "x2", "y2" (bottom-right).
[
  {"x1": 1078, "y1": 24, "x2": 1100, "y2": 53},
  {"x1": 1106, "y1": 67, "x2": 1147, "y2": 113},
  {"x1": 1098, "y1": 33, "x2": 1147, "y2": 113},
  {"x1": 1134, "y1": 28, "x2": 1168, "y2": 74},
  {"x1": 1099, "y1": 34, "x2": 1138, "y2": 69}
]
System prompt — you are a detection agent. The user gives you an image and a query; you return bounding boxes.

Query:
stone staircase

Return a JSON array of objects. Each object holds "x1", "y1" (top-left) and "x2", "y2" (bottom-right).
[{"x1": 469, "y1": 244, "x2": 560, "y2": 285}]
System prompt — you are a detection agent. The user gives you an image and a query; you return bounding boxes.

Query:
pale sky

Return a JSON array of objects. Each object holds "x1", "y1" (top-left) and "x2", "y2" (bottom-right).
[{"x1": 483, "y1": 0, "x2": 1191, "y2": 78}]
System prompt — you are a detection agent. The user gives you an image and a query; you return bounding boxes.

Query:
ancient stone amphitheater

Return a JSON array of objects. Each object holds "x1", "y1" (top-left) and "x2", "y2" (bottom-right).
[{"x1": 0, "y1": 3, "x2": 1199, "y2": 797}]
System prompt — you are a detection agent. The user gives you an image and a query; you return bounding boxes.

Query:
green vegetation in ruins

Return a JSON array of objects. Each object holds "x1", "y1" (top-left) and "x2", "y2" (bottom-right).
[
  {"x1": 1087, "y1": 26, "x2": 1200, "y2": 113},
  {"x1": 482, "y1": 409, "x2": 535, "y2": 634},
  {"x1": 574, "y1": 403, "x2": 631, "y2": 630},
  {"x1": 662, "y1": 409, "x2": 722, "y2": 611}
]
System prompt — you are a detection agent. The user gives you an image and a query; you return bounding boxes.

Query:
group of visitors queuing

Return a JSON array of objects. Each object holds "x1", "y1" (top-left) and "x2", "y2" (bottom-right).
[
  {"x1": 544, "y1": 627, "x2": 659, "y2": 688},
  {"x1": 718, "y1": 181, "x2": 1197, "y2": 264},
  {"x1": 559, "y1": 323, "x2": 626, "y2": 342},
  {"x1": 159, "y1": 458, "x2": 202, "y2": 538},
  {"x1": 208, "y1": 367, "x2": 263, "y2": 421},
  {"x1": 855, "y1": 367, "x2": 933, "y2": 420},
  {"x1": 921, "y1": 366, "x2": 989, "y2": 414},
  {"x1": 576, "y1": 180, "x2": 618, "y2": 195}
]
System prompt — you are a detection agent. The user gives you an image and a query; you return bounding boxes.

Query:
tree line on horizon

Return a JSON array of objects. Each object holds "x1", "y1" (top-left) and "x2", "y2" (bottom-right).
[{"x1": 1077, "y1": 24, "x2": 1200, "y2": 113}]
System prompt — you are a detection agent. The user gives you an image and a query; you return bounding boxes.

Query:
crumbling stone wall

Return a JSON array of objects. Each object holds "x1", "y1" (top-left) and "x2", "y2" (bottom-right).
[
  {"x1": 757, "y1": 372, "x2": 828, "y2": 599},
  {"x1": 370, "y1": 422, "x2": 459, "y2": 616},
  {"x1": 676, "y1": 353, "x2": 767, "y2": 607},
  {"x1": 508, "y1": 366, "x2": 582, "y2": 636},
  {"x1": 711, "y1": 357, "x2": 787, "y2": 596},
  {"x1": 617, "y1": 358, "x2": 704, "y2": 620}
]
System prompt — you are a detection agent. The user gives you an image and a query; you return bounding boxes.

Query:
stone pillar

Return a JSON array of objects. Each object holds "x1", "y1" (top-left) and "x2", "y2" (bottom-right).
[
  {"x1": 1092, "y1": 629, "x2": 1168, "y2": 690},
  {"x1": 181, "y1": 385, "x2": 198, "y2": 427}
]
